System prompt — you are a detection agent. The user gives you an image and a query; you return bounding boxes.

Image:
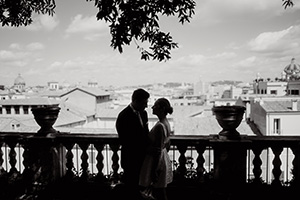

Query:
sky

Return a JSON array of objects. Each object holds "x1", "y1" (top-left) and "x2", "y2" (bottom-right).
[{"x1": 1, "y1": 0, "x2": 300, "y2": 87}]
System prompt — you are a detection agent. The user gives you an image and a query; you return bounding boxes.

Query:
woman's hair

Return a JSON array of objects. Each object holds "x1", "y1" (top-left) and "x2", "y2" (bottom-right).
[{"x1": 156, "y1": 98, "x2": 173, "y2": 115}]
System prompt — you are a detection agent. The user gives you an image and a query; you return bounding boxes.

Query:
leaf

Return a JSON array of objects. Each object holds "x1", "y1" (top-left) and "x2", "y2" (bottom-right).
[{"x1": 282, "y1": 0, "x2": 294, "y2": 9}]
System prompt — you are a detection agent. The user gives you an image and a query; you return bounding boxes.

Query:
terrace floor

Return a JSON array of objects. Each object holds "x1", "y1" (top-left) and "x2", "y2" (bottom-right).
[{"x1": 14, "y1": 179, "x2": 296, "y2": 200}]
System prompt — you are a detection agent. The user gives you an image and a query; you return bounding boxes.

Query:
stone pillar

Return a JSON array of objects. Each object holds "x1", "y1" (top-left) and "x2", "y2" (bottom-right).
[
  {"x1": 22, "y1": 135, "x2": 63, "y2": 199},
  {"x1": 28, "y1": 136, "x2": 61, "y2": 181},
  {"x1": 211, "y1": 138, "x2": 250, "y2": 190}
]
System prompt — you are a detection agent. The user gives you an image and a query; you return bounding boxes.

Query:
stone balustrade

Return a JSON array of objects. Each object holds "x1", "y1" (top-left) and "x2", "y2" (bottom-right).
[{"x1": 1, "y1": 132, "x2": 300, "y2": 200}]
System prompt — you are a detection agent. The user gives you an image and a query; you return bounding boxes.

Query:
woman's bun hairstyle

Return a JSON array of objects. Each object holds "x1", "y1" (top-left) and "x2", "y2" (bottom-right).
[{"x1": 157, "y1": 98, "x2": 173, "y2": 115}]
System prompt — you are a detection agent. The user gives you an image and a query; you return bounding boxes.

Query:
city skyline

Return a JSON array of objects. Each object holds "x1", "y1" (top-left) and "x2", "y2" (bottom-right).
[{"x1": 1, "y1": 0, "x2": 300, "y2": 87}]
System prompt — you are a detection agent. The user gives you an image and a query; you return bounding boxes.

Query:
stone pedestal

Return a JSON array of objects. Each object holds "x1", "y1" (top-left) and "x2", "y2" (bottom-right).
[
  {"x1": 23, "y1": 136, "x2": 63, "y2": 198},
  {"x1": 212, "y1": 137, "x2": 250, "y2": 190}
]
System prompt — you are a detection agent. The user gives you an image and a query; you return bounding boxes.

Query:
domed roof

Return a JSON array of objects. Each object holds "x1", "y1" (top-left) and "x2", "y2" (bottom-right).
[
  {"x1": 284, "y1": 58, "x2": 300, "y2": 75},
  {"x1": 14, "y1": 73, "x2": 26, "y2": 85}
]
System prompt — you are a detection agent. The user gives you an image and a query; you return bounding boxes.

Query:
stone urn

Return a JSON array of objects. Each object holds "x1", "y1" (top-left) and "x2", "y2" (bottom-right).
[
  {"x1": 212, "y1": 105, "x2": 245, "y2": 139},
  {"x1": 31, "y1": 105, "x2": 61, "y2": 136}
]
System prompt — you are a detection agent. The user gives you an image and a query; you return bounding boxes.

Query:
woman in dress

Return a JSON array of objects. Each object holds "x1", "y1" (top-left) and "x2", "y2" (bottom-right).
[{"x1": 139, "y1": 98, "x2": 173, "y2": 200}]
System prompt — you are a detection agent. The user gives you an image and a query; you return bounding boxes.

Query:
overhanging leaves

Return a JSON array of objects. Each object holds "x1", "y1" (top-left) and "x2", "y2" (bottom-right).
[
  {"x1": 89, "y1": 0, "x2": 196, "y2": 61},
  {"x1": 0, "y1": 0, "x2": 56, "y2": 27}
]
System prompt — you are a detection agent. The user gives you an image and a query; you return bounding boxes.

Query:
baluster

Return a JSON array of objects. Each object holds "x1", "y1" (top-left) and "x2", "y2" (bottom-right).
[
  {"x1": 176, "y1": 144, "x2": 187, "y2": 180},
  {"x1": 64, "y1": 143, "x2": 75, "y2": 179},
  {"x1": 271, "y1": 146, "x2": 283, "y2": 186},
  {"x1": 0, "y1": 141, "x2": 4, "y2": 176},
  {"x1": 195, "y1": 144, "x2": 206, "y2": 182},
  {"x1": 252, "y1": 147, "x2": 263, "y2": 184},
  {"x1": 109, "y1": 144, "x2": 120, "y2": 181},
  {"x1": 290, "y1": 144, "x2": 300, "y2": 186},
  {"x1": 21, "y1": 142, "x2": 32, "y2": 181},
  {"x1": 79, "y1": 143, "x2": 89, "y2": 180},
  {"x1": 22, "y1": 143, "x2": 29, "y2": 172},
  {"x1": 94, "y1": 143, "x2": 105, "y2": 181},
  {"x1": 7, "y1": 141, "x2": 18, "y2": 175}
]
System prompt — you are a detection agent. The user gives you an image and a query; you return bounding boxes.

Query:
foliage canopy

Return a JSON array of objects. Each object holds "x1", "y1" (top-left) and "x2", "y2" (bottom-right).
[{"x1": 0, "y1": 0, "x2": 295, "y2": 61}]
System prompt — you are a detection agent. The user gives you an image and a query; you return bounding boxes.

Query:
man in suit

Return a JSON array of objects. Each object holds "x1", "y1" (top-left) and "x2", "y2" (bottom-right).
[{"x1": 116, "y1": 88, "x2": 150, "y2": 199}]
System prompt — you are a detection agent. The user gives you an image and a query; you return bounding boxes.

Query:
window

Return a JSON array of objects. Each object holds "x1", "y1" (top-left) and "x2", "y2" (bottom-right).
[
  {"x1": 273, "y1": 118, "x2": 281, "y2": 134},
  {"x1": 291, "y1": 90, "x2": 299, "y2": 95},
  {"x1": 270, "y1": 90, "x2": 277, "y2": 95},
  {"x1": 23, "y1": 106, "x2": 29, "y2": 114},
  {"x1": 14, "y1": 106, "x2": 20, "y2": 114},
  {"x1": 11, "y1": 123, "x2": 20, "y2": 130},
  {"x1": 6, "y1": 106, "x2": 11, "y2": 114}
]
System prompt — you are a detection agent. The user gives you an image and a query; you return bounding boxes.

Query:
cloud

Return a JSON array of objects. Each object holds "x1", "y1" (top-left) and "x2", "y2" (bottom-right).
[
  {"x1": 233, "y1": 56, "x2": 258, "y2": 69},
  {"x1": 9, "y1": 43, "x2": 21, "y2": 50},
  {"x1": 26, "y1": 42, "x2": 45, "y2": 51},
  {"x1": 0, "y1": 50, "x2": 29, "y2": 67},
  {"x1": 214, "y1": 52, "x2": 237, "y2": 59},
  {"x1": 151, "y1": 51, "x2": 241, "y2": 83},
  {"x1": 44, "y1": 53, "x2": 155, "y2": 86},
  {"x1": 174, "y1": 52, "x2": 236, "y2": 67},
  {"x1": 0, "y1": 50, "x2": 28, "y2": 62},
  {"x1": 47, "y1": 57, "x2": 96, "y2": 73},
  {"x1": 248, "y1": 27, "x2": 292, "y2": 51},
  {"x1": 25, "y1": 14, "x2": 59, "y2": 31},
  {"x1": 65, "y1": 14, "x2": 109, "y2": 40},
  {"x1": 0, "y1": 42, "x2": 45, "y2": 68},
  {"x1": 8, "y1": 42, "x2": 45, "y2": 52},
  {"x1": 50, "y1": 61, "x2": 62, "y2": 68},
  {"x1": 248, "y1": 25, "x2": 300, "y2": 57},
  {"x1": 194, "y1": 0, "x2": 292, "y2": 25}
]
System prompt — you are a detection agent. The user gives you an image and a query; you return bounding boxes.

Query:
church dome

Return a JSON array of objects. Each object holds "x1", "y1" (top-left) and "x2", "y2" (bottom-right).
[
  {"x1": 284, "y1": 58, "x2": 300, "y2": 75},
  {"x1": 14, "y1": 73, "x2": 26, "y2": 85}
]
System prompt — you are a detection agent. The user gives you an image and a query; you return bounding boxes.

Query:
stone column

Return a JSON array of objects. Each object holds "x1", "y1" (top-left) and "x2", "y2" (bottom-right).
[
  {"x1": 211, "y1": 138, "x2": 250, "y2": 190},
  {"x1": 28, "y1": 136, "x2": 61, "y2": 181}
]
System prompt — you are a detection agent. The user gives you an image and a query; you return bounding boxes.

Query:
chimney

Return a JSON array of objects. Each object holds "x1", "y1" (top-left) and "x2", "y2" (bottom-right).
[
  {"x1": 292, "y1": 99, "x2": 298, "y2": 111},
  {"x1": 259, "y1": 98, "x2": 264, "y2": 105}
]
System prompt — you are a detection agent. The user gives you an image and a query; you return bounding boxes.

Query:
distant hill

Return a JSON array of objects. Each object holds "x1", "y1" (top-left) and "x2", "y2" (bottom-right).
[{"x1": 211, "y1": 80, "x2": 243, "y2": 86}]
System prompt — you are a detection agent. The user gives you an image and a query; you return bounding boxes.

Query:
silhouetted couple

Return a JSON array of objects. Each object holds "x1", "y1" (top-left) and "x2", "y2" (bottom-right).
[{"x1": 116, "y1": 88, "x2": 173, "y2": 200}]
